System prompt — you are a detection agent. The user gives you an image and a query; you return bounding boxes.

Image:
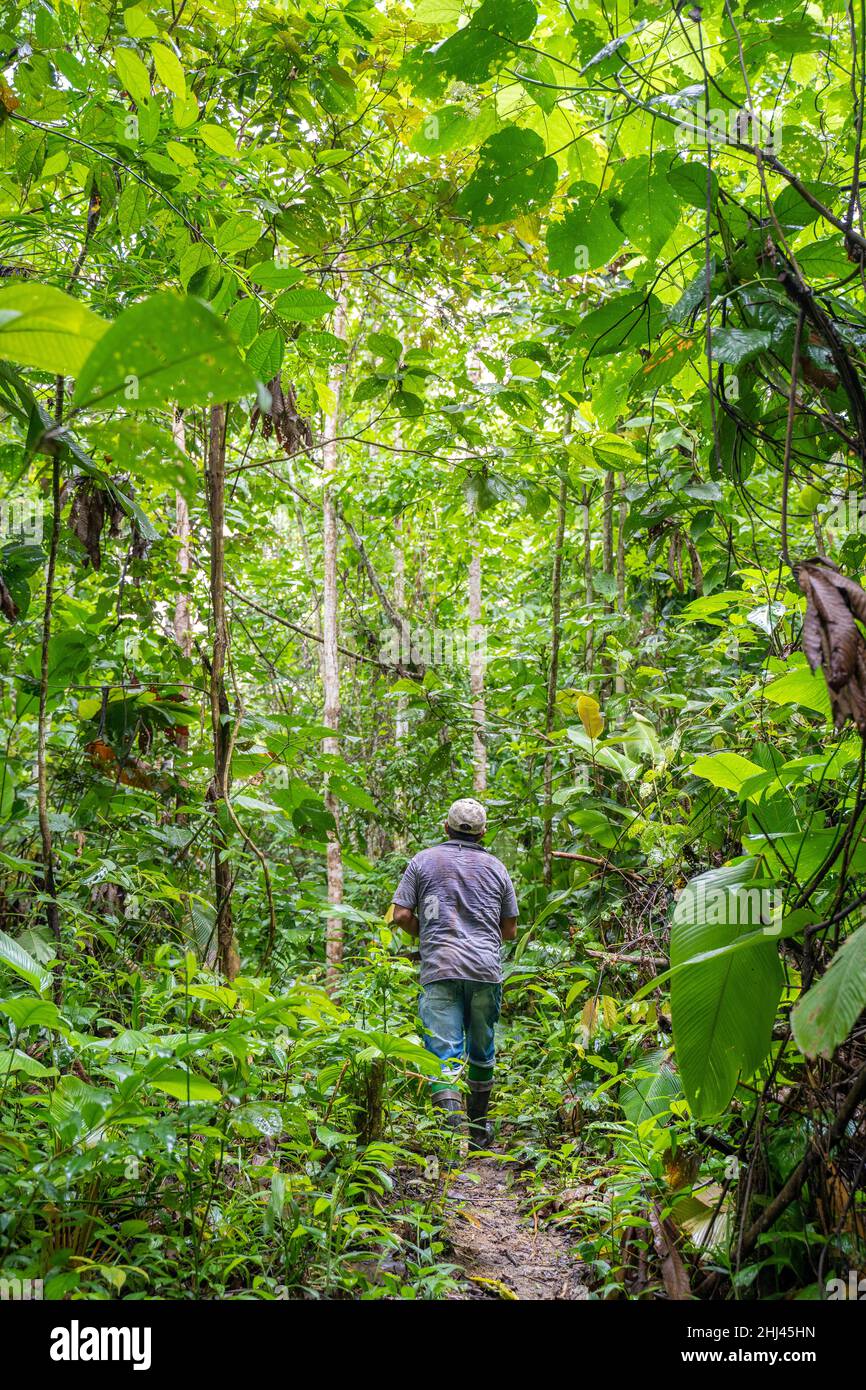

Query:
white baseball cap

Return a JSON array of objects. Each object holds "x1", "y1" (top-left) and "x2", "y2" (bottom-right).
[{"x1": 446, "y1": 797, "x2": 487, "y2": 835}]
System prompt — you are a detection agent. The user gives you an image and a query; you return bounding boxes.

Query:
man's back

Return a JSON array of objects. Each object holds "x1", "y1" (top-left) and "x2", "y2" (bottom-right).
[{"x1": 394, "y1": 838, "x2": 518, "y2": 986}]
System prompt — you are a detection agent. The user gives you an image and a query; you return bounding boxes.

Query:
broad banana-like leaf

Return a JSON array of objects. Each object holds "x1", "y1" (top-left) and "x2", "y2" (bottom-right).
[
  {"x1": 792, "y1": 922, "x2": 866, "y2": 1060},
  {"x1": 670, "y1": 860, "x2": 781, "y2": 1120}
]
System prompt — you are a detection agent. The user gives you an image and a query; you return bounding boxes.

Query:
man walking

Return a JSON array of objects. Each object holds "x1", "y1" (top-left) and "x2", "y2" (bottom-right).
[{"x1": 392, "y1": 798, "x2": 518, "y2": 1148}]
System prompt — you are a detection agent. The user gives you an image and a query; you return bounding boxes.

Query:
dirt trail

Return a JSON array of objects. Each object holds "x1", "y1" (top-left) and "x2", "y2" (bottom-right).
[{"x1": 445, "y1": 1156, "x2": 589, "y2": 1300}]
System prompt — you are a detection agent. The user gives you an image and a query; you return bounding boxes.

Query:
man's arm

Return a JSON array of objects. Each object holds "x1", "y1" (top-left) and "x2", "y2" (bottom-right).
[
  {"x1": 500, "y1": 868, "x2": 519, "y2": 942},
  {"x1": 392, "y1": 904, "x2": 420, "y2": 938}
]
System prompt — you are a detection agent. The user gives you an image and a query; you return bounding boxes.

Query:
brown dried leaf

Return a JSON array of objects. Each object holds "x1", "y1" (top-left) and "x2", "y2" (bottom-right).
[
  {"x1": 251, "y1": 376, "x2": 313, "y2": 457},
  {"x1": 68, "y1": 479, "x2": 106, "y2": 570},
  {"x1": 0, "y1": 574, "x2": 18, "y2": 622},
  {"x1": 796, "y1": 557, "x2": 866, "y2": 732},
  {"x1": 649, "y1": 1203, "x2": 692, "y2": 1301}
]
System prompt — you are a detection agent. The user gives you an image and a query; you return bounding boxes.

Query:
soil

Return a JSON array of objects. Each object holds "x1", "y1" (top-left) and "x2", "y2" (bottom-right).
[{"x1": 444, "y1": 1155, "x2": 590, "y2": 1300}]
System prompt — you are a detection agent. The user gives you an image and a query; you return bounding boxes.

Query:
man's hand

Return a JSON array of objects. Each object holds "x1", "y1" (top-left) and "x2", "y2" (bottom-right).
[
  {"x1": 500, "y1": 916, "x2": 517, "y2": 942},
  {"x1": 392, "y1": 904, "x2": 419, "y2": 938}
]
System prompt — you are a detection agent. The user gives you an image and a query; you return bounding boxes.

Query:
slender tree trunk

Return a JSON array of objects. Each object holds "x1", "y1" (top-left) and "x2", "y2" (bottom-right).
[
  {"x1": 393, "y1": 512, "x2": 409, "y2": 853},
  {"x1": 616, "y1": 472, "x2": 626, "y2": 695},
  {"x1": 288, "y1": 460, "x2": 321, "y2": 642},
  {"x1": 601, "y1": 470, "x2": 614, "y2": 692},
  {"x1": 206, "y1": 403, "x2": 238, "y2": 980},
  {"x1": 468, "y1": 510, "x2": 486, "y2": 794},
  {"x1": 542, "y1": 477, "x2": 568, "y2": 888},
  {"x1": 173, "y1": 409, "x2": 193, "y2": 663},
  {"x1": 38, "y1": 378, "x2": 64, "y2": 1001},
  {"x1": 323, "y1": 292, "x2": 346, "y2": 990},
  {"x1": 582, "y1": 484, "x2": 594, "y2": 676},
  {"x1": 173, "y1": 410, "x2": 193, "y2": 762},
  {"x1": 393, "y1": 518, "x2": 408, "y2": 743}
]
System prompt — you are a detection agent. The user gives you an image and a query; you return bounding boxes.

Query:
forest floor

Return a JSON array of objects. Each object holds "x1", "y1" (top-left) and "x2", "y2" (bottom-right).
[{"x1": 443, "y1": 1155, "x2": 590, "y2": 1300}]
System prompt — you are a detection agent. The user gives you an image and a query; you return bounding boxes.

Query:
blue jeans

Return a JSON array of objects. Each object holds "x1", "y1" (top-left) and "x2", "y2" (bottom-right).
[{"x1": 419, "y1": 979, "x2": 502, "y2": 1077}]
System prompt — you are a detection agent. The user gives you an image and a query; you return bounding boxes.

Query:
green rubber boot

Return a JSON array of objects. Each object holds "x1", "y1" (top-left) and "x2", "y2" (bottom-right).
[
  {"x1": 431, "y1": 1087, "x2": 464, "y2": 1135},
  {"x1": 467, "y1": 1081, "x2": 493, "y2": 1151}
]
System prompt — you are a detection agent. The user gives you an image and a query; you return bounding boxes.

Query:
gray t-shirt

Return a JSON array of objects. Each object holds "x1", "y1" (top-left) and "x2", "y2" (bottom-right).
[{"x1": 393, "y1": 838, "x2": 518, "y2": 986}]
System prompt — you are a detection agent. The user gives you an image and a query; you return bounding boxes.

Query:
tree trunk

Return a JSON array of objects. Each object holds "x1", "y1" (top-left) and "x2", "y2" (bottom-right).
[
  {"x1": 172, "y1": 409, "x2": 193, "y2": 757},
  {"x1": 173, "y1": 409, "x2": 193, "y2": 662},
  {"x1": 468, "y1": 512, "x2": 486, "y2": 794},
  {"x1": 393, "y1": 512, "x2": 409, "y2": 853},
  {"x1": 616, "y1": 472, "x2": 626, "y2": 695},
  {"x1": 38, "y1": 378, "x2": 64, "y2": 1002},
  {"x1": 206, "y1": 403, "x2": 238, "y2": 980},
  {"x1": 323, "y1": 292, "x2": 346, "y2": 991},
  {"x1": 582, "y1": 484, "x2": 594, "y2": 675},
  {"x1": 542, "y1": 477, "x2": 567, "y2": 888},
  {"x1": 601, "y1": 470, "x2": 614, "y2": 691}
]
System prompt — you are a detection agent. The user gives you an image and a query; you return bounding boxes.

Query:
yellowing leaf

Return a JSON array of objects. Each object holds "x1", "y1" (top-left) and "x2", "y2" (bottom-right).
[
  {"x1": 467, "y1": 1275, "x2": 518, "y2": 1299},
  {"x1": 114, "y1": 46, "x2": 151, "y2": 104},
  {"x1": 197, "y1": 123, "x2": 238, "y2": 158},
  {"x1": 151, "y1": 42, "x2": 186, "y2": 97},
  {"x1": 578, "y1": 694, "x2": 604, "y2": 739}
]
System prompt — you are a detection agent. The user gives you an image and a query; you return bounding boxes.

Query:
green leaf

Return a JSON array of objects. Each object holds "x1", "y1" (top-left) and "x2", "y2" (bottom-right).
[
  {"x1": 275, "y1": 288, "x2": 338, "y2": 323},
  {"x1": 246, "y1": 328, "x2": 284, "y2": 381},
  {"x1": 668, "y1": 159, "x2": 718, "y2": 211},
  {"x1": 114, "y1": 46, "x2": 151, "y2": 103},
  {"x1": 0, "y1": 996, "x2": 62, "y2": 1030},
  {"x1": 457, "y1": 126, "x2": 558, "y2": 226},
  {"x1": 214, "y1": 214, "x2": 261, "y2": 254},
  {"x1": 247, "y1": 261, "x2": 302, "y2": 290},
  {"x1": 0, "y1": 283, "x2": 107, "y2": 375},
  {"x1": 611, "y1": 158, "x2": 681, "y2": 259},
  {"x1": 569, "y1": 289, "x2": 663, "y2": 356},
  {"x1": 146, "y1": 1068, "x2": 222, "y2": 1102},
  {"x1": 151, "y1": 42, "x2": 186, "y2": 97},
  {"x1": 690, "y1": 751, "x2": 765, "y2": 793},
  {"x1": 196, "y1": 123, "x2": 237, "y2": 158},
  {"x1": 124, "y1": 5, "x2": 158, "y2": 38},
  {"x1": 670, "y1": 861, "x2": 782, "y2": 1120},
  {"x1": 792, "y1": 924, "x2": 866, "y2": 1060},
  {"x1": 0, "y1": 929, "x2": 52, "y2": 995},
  {"x1": 227, "y1": 297, "x2": 260, "y2": 348},
  {"x1": 0, "y1": 757, "x2": 14, "y2": 819},
  {"x1": 72, "y1": 293, "x2": 254, "y2": 411},
  {"x1": 0, "y1": 1048, "x2": 56, "y2": 1078},
  {"x1": 620, "y1": 1049, "x2": 682, "y2": 1123},
  {"x1": 710, "y1": 327, "x2": 773, "y2": 366},
  {"x1": 117, "y1": 180, "x2": 148, "y2": 237},
  {"x1": 427, "y1": 0, "x2": 537, "y2": 83},
  {"x1": 763, "y1": 664, "x2": 831, "y2": 718},
  {"x1": 547, "y1": 189, "x2": 623, "y2": 274}
]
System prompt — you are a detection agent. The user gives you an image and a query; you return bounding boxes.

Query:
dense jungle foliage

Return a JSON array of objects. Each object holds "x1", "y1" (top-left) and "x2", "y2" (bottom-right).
[{"x1": 1, "y1": 0, "x2": 866, "y2": 1304}]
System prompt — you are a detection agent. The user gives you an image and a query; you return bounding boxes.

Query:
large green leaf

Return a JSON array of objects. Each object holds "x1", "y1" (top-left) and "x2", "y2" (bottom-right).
[
  {"x1": 0, "y1": 756, "x2": 14, "y2": 819},
  {"x1": 457, "y1": 127, "x2": 558, "y2": 226},
  {"x1": 547, "y1": 189, "x2": 623, "y2": 275},
  {"x1": 0, "y1": 996, "x2": 63, "y2": 1031},
  {"x1": 0, "y1": 929, "x2": 52, "y2": 995},
  {"x1": 670, "y1": 861, "x2": 782, "y2": 1120},
  {"x1": 610, "y1": 158, "x2": 681, "y2": 260},
  {"x1": 690, "y1": 751, "x2": 765, "y2": 793},
  {"x1": 792, "y1": 924, "x2": 866, "y2": 1060},
  {"x1": 620, "y1": 1049, "x2": 683, "y2": 1124},
  {"x1": 426, "y1": 0, "x2": 537, "y2": 83},
  {"x1": 145, "y1": 1067, "x2": 222, "y2": 1102},
  {"x1": 0, "y1": 283, "x2": 107, "y2": 375},
  {"x1": 72, "y1": 293, "x2": 255, "y2": 412},
  {"x1": 763, "y1": 664, "x2": 831, "y2": 718}
]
